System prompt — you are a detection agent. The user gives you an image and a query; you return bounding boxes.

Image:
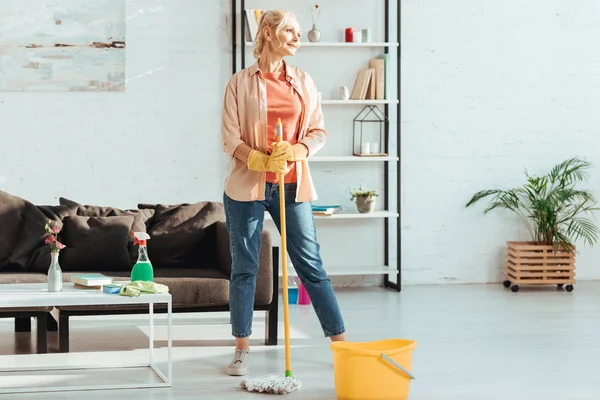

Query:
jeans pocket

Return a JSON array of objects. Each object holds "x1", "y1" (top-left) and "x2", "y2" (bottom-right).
[{"x1": 284, "y1": 183, "x2": 298, "y2": 203}]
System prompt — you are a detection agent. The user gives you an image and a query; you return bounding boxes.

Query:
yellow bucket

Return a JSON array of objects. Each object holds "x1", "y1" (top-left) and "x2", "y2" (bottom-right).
[{"x1": 330, "y1": 339, "x2": 417, "y2": 400}]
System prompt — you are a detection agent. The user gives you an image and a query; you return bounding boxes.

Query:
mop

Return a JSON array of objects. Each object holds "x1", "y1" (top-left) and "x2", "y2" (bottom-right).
[{"x1": 240, "y1": 118, "x2": 302, "y2": 395}]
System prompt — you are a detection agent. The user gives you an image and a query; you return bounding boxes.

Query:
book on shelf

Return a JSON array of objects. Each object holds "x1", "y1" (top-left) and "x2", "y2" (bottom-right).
[
  {"x1": 350, "y1": 55, "x2": 388, "y2": 101},
  {"x1": 71, "y1": 273, "x2": 113, "y2": 288},
  {"x1": 312, "y1": 205, "x2": 342, "y2": 216}
]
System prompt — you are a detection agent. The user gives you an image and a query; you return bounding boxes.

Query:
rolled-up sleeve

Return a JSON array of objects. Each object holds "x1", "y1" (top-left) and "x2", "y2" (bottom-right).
[
  {"x1": 298, "y1": 73, "x2": 327, "y2": 156},
  {"x1": 221, "y1": 75, "x2": 244, "y2": 157}
]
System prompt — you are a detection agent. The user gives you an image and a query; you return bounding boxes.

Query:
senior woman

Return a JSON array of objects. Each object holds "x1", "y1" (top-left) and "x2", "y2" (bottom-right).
[{"x1": 220, "y1": 9, "x2": 347, "y2": 376}]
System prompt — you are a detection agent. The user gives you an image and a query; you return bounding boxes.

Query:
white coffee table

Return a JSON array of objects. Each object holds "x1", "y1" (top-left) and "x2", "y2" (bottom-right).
[{"x1": 0, "y1": 282, "x2": 172, "y2": 393}]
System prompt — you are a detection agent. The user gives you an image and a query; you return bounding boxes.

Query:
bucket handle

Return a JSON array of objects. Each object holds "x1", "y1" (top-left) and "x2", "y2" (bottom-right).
[{"x1": 381, "y1": 353, "x2": 415, "y2": 380}]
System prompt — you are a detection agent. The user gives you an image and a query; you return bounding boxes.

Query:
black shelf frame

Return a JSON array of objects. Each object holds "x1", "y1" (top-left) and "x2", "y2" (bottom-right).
[{"x1": 230, "y1": 0, "x2": 401, "y2": 292}]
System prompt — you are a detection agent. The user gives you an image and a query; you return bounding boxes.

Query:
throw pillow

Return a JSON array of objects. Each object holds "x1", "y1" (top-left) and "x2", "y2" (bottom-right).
[
  {"x1": 59, "y1": 215, "x2": 135, "y2": 272},
  {"x1": 25, "y1": 204, "x2": 79, "y2": 273},
  {"x1": 136, "y1": 201, "x2": 224, "y2": 269},
  {"x1": 0, "y1": 190, "x2": 49, "y2": 271},
  {"x1": 58, "y1": 197, "x2": 155, "y2": 264}
]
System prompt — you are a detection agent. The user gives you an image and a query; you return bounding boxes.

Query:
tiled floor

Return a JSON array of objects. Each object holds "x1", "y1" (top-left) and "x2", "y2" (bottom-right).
[{"x1": 0, "y1": 282, "x2": 598, "y2": 399}]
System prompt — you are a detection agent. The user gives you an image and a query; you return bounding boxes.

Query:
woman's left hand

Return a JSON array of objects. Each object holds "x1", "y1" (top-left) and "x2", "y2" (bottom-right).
[
  {"x1": 271, "y1": 141, "x2": 295, "y2": 161},
  {"x1": 272, "y1": 141, "x2": 308, "y2": 161}
]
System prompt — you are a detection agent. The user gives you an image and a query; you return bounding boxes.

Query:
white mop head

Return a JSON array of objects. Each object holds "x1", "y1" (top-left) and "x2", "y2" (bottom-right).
[{"x1": 240, "y1": 375, "x2": 302, "y2": 395}]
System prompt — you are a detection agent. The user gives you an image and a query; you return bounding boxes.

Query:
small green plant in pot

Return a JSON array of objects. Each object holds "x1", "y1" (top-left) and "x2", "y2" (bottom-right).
[
  {"x1": 350, "y1": 185, "x2": 378, "y2": 213},
  {"x1": 465, "y1": 157, "x2": 600, "y2": 292}
]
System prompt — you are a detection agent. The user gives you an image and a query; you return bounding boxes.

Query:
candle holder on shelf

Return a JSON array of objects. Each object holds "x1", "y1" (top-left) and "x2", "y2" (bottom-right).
[{"x1": 352, "y1": 105, "x2": 388, "y2": 157}]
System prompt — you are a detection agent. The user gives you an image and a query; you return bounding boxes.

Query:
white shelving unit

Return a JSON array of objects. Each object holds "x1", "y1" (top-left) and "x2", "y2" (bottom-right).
[
  {"x1": 321, "y1": 99, "x2": 398, "y2": 105},
  {"x1": 265, "y1": 210, "x2": 398, "y2": 221},
  {"x1": 245, "y1": 41, "x2": 398, "y2": 48},
  {"x1": 233, "y1": 0, "x2": 400, "y2": 290},
  {"x1": 310, "y1": 155, "x2": 398, "y2": 162},
  {"x1": 281, "y1": 265, "x2": 397, "y2": 277}
]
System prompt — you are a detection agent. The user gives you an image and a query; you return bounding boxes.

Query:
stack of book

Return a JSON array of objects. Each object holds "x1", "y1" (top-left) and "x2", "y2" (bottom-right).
[
  {"x1": 70, "y1": 273, "x2": 113, "y2": 290},
  {"x1": 311, "y1": 205, "x2": 342, "y2": 216}
]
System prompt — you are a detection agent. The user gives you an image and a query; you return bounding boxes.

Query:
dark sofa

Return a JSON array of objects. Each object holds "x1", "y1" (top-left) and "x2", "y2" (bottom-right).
[{"x1": 0, "y1": 190, "x2": 278, "y2": 353}]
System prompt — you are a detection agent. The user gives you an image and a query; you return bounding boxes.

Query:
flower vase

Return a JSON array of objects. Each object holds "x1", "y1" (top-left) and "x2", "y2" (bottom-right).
[
  {"x1": 307, "y1": 24, "x2": 321, "y2": 42},
  {"x1": 48, "y1": 252, "x2": 63, "y2": 292}
]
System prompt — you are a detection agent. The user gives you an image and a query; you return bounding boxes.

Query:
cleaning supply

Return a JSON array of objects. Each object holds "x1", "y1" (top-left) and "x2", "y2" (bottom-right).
[
  {"x1": 330, "y1": 339, "x2": 417, "y2": 400},
  {"x1": 288, "y1": 278, "x2": 298, "y2": 304},
  {"x1": 103, "y1": 284, "x2": 122, "y2": 294},
  {"x1": 297, "y1": 281, "x2": 311, "y2": 305},
  {"x1": 240, "y1": 118, "x2": 302, "y2": 395},
  {"x1": 130, "y1": 232, "x2": 154, "y2": 283},
  {"x1": 119, "y1": 281, "x2": 169, "y2": 297}
]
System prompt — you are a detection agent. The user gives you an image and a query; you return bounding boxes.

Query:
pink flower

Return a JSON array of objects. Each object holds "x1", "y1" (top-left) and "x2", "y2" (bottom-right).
[{"x1": 43, "y1": 221, "x2": 66, "y2": 252}]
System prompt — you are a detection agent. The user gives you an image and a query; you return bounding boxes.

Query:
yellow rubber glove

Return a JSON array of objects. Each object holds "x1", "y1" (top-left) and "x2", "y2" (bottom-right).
[
  {"x1": 247, "y1": 150, "x2": 287, "y2": 173},
  {"x1": 272, "y1": 141, "x2": 308, "y2": 161}
]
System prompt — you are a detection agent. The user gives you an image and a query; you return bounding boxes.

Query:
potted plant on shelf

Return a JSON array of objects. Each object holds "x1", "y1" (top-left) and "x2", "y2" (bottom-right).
[
  {"x1": 465, "y1": 157, "x2": 600, "y2": 293},
  {"x1": 350, "y1": 185, "x2": 378, "y2": 213}
]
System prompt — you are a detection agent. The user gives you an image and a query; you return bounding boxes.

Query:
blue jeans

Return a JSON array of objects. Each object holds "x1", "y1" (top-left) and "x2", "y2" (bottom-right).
[{"x1": 223, "y1": 182, "x2": 346, "y2": 339}]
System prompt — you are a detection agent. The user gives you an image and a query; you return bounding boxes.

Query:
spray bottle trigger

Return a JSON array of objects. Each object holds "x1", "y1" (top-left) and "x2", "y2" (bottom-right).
[{"x1": 131, "y1": 232, "x2": 150, "y2": 246}]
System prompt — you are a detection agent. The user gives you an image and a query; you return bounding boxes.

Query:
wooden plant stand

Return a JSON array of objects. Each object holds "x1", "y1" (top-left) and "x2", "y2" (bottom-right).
[{"x1": 503, "y1": 241, "x2": 576, "y2": 293}]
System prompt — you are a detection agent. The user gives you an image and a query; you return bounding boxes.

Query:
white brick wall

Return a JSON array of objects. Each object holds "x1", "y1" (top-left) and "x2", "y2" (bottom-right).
[
  {"x1": 401, "y1": 0, "x2": 600, "y2": 284},
  {"x1": 0, "y1": 0, "x2": 399, "y2": 287},
  {"x1": 0, "y1": 0, "x2": 233, "y2": 207},
  {"x1": 7, "y1": 0, "x2": 599, "y2": 286}
]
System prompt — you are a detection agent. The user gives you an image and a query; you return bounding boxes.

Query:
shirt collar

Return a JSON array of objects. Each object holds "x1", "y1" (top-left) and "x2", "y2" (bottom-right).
[{"x1": 249, "y1": 60, "x2": 297, "y2": 86}]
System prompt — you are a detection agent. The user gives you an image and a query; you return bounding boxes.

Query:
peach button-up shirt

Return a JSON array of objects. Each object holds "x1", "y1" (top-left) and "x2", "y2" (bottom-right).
[{"x1": 221, "y1": 60, "x2": 327, "y2": 202}]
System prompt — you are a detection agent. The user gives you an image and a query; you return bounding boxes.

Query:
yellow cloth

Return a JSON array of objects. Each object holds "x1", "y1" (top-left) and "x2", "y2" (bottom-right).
[{"x1": 119, "y1": 281, "x2": 169, "y2": 297}]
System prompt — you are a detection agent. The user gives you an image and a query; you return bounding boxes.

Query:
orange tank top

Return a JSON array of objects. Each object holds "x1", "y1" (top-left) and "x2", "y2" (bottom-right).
[{"x1": 263, "y1": 71, "x2": 302, "y2": 184}]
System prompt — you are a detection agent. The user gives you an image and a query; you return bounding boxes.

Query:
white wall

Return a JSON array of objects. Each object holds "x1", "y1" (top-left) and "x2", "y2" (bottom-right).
[
  {"x1": 1, "y1": 0, "x2": 233, "y2": 207},
  {"x1": 0, "y1": 0, "x2": 399, "y2": 287},
  {"x1": 402, "y1": 0, "x2": 600, "y2": 284},
  {"x1": 9, "y1": 0, "x2": 599, "y2": 287}
]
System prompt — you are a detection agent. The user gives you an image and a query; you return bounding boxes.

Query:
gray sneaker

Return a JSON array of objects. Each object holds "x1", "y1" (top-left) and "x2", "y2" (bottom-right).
[{"x1": 227, "y1": 348, "x2": 249, "y2": 376}]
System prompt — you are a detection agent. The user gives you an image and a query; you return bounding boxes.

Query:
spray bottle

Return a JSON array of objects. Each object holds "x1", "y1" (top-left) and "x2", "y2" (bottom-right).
[{"x1": 130, "y1": 232, "x2": 154, "y2": 282}]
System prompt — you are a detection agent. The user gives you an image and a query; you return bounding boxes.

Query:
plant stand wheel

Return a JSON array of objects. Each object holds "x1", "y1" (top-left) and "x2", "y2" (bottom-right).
[
  {"x1": 565, "y1": 284, "x2": 574, "y2": 292},
  {"x1": 502, "y1": 280, "x2": 511, "y2": 288},
  {"x1": 510, "y1": 285, "x2": 519, "y2": 293}
]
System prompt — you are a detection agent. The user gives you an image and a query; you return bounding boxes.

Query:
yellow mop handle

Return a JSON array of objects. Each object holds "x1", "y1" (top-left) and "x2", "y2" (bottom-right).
[{"x1": 276, "y1": 118, "x2": 293, "y2": 377}]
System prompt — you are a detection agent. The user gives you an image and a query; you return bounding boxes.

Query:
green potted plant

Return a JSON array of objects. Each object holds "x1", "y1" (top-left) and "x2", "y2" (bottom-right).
[
  {"x1": 350, "y1": 185, "x2": 378, "y2": 213},
  {"x1": 465, "y1": 157, "x2": 600, "y2": 292}
]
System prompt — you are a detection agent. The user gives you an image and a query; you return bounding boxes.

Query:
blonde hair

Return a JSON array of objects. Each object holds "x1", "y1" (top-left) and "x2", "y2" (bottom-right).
[{"x1": 253, "y1": 10, "x2": 295, "y2": 59}]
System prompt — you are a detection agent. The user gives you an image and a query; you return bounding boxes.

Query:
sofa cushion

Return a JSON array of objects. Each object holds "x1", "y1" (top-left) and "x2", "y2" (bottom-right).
[
  {"x1": 59, "y1": 197, "x2": 155, "y2": 231},
  {"x1": 62, "y1": 267, "x2": 229, "y2": 281},
  {"x1": 60, "y1": 215, "x2": 135, "y2": 272},
  {"x1": 0, "y1": 191, "x2": 66, "y2": 272},
  {"x1": 155, "y1": 276, "x2": 229, "y2": 307},
  {"x1": 59, "y1": 268, "x2": 230, "y2": 309},
  {"x1": 137, "y1": 202, "x2": 225, "y2": 270},
  {"x1": 58, "y1": 197, "x2": 155, "y2": 264},
  {"x1": 0, "y1": 273, "x2": 48, "y2": 284},
  {"x1": 25, "y1": 205, "x2": 79, "y2": 273},
  {"x1": 37, "y1": 205, "x2": 79, "y2": 227}
]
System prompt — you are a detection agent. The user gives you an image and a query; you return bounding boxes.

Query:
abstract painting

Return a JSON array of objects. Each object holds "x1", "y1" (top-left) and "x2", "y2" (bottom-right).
[{"x1": 0, "y1": 0, "x2": 125, "y2": 92}]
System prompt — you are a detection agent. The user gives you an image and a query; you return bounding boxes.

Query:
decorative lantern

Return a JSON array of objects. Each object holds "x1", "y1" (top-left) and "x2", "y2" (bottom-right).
[{"x1": 352, "y1": 105, "x2": 388, "y2": 157}]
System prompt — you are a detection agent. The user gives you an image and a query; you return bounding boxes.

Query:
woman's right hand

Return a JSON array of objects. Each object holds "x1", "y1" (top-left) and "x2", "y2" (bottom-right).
[{"x1": 247, "y1": 150, "x2": 287, "y2": 173}]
